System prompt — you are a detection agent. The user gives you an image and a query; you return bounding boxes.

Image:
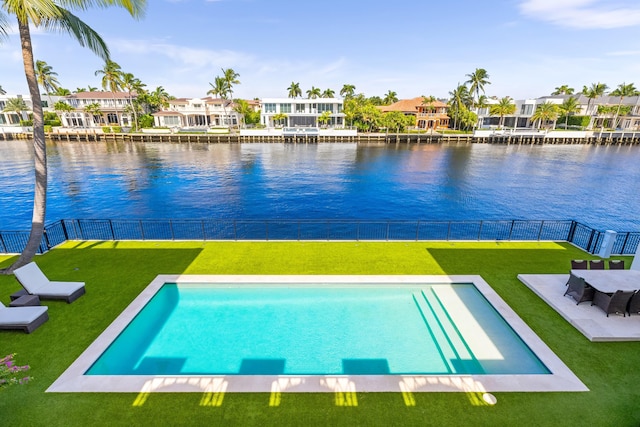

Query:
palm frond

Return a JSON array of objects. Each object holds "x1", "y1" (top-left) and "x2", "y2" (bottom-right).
[
  {"x1": 56, "y1": 0, "x2": 146, "y2": 18},
  {"x1": 41, "y1": 6, "x2": 110, "y2": 61}
]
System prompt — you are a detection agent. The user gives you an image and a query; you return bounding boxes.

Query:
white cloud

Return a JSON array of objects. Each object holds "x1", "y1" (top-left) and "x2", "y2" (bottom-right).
[{"x1": 519, "y1": 0, "x2": 640, "y2": 29}]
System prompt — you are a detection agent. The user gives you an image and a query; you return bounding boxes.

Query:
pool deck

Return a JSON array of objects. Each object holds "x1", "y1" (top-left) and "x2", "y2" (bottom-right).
[
  {"x1": 518, "y1": 273, "x2": 640, "y2": 342},
  {"x1": 47, "y1": 275, "x2": 587, "y2": 394}
]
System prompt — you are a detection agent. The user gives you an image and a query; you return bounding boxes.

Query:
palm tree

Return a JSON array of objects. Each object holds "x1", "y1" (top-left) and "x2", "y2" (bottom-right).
[
  {"x1": 609, "y1": 82, "x2": 639, "y2": 129},
  {"x1": 306, "y1": 86, "x2": 321, "y2": 99},
  {"x1": 0, "y1": 0, "x2": 146, "y2": 273},
  {"x1": 53, "y1": 87, "x2": 70, "y2": 96},
  {"x1": 489, "y1": 96, "x2": 516, "y2": 128},
  {"x1": 448, "y1": 84, "x2": 471, "y2": 130},
  {"x1": 233, "y1": 99, "x2": 253, "y2": 128},
  {"x1": 322, "y1": 88, "x2": 335, "y2": 98},
  {"x1": 0, "y1": 85, "x2": 6, "y2": 95},
  {"x1": 465, "y1": 68, "x2": 490, "y2": 104},
  {"x1": 287, "y1": 82, "x2": 302, "y2": 99},
  {"x1": 558, "y1": 96, "x2": 580, "y2": 129},
  {"x1": 2, "y1": 97, "x2": 29, "y2": 122},
  {"x1": 208, "y1": 76, "x2": 230, "y2": 127},
  {"x1": 121, "y1": 72, "x2": 145, "y2": 129},
  {"x1": 383, "y1": 90, "x2": 398, "y2": 105},
  {"x1": 582, "y1": 82, "x2": 608, "y2": 128},
  {"x1": 95, "y1": 60, "x2": 123, "y2": 124},
  {"x1": 340, "y1": 84, "x2": 356, "y2": 99},
  {"x1": 35, "y1": 60, "x2": 60, "y2": 105},
  {"x1": 552, "y1": 85, "x2": 574, "y2": 95},
  {"x1": 530, "y1": 102, "x2": 559, "y2": 130},
  {"x1": 74, "y1": 87, "x2": 87, "y2": 93},
  {"x1": 221, "y1": 68, "x2": 240, "y2": 129},
  {"x1": 84, "y1": 102, "x2": 103, "y2": 126}
]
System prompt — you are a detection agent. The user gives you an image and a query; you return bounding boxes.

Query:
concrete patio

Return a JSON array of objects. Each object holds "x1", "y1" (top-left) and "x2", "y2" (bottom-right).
[{"x1": 518, "y1": 273, "x2": 640, "y2": 342}]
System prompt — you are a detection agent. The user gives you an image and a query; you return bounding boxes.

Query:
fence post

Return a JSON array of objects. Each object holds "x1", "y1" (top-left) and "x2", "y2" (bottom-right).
[
  {"x1": 170, "y1": 220, "x2": 175, "y2": 240},
  {"x1": 508, "y1": 220, "x2": 515, "y2": 240},
  {"x1": 139, "y1": 220, "x2": 145, "y2": 240},
  {"x1": 537, "y1": 220, "x2": 545, "y2": 241},
  {"x1": 586, "y1": 229, "x2": 596, "y2": 253},
  {"x1": 43, "y1": 229, "x2": 51, "y2": 250},
  {"x1": 385, "y1": 221, "x2": 390, "y2": 241},
  {"x1": 567, "y1": 221, "x2": 577, "y2": 243},
  {"x1": 109, "y1": 220, "x2": 115, "y2": 240},
  {"x1": 61, "y1": 219, "x2": 69, "y2": 241},
  {"x1": 477, "y1": 221, "x2": 483, "y2": 240},
  {"x1": 0, "y1": 233, "x2": 6, "y2": 253},
  {"x1": 620, "y1": 232, "x2": 630, "y2": 254}
]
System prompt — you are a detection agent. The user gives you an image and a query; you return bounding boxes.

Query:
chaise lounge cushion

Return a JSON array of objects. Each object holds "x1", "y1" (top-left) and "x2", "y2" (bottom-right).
[
  {"x1": 14, "y1": 262, "x2": 85, "y2": 303},
  {"x1": 0, "y1": 302, "x2": 48, "y2": 333}
]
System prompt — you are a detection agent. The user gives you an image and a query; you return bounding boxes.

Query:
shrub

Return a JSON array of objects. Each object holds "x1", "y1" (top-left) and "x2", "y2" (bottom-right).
[
  {"x1": 111, "y1": 126, "x2": 122, "y2": 133},
  {"x1": 139, "y1": 114, "x2": 154, "y2": 128},
  {"x1": 558, "y1": 115, "x2": 590, "y2": 128},
  {"x1": 43, "y1": 125, "x2": 52, "y2": 133},
  {"x1": 19, "y1": 119, "x2": 33, "y2": 126},
  {"x1": 102, "y1": 126, "x2": 112, "y2": 133},
  {"x1": 44, "y1": 120, "x2": 61, "y2": 127}
]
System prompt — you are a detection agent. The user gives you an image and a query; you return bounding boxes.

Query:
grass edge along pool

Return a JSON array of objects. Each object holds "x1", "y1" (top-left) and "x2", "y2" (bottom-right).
[{"x1": 46, "y1": 275, "x2": 589, "y2": 393}]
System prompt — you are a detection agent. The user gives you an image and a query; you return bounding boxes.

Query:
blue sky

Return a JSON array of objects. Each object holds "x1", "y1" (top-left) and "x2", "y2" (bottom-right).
[{"x1": 2, "y1": 0, "x2": 640, "y2": 100}]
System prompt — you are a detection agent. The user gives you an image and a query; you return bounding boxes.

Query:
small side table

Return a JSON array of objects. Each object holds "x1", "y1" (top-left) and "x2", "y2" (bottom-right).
[
  {"x1": 9, "y1": 294, "x2": 40, "y2": 307},
  {"x1": 10, "y1": 289, "x2": 29, "y2": 301}
]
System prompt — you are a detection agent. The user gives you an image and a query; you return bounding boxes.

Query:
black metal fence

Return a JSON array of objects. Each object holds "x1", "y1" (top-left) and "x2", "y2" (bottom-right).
[{"x1": 0, "y1": 219, "x2": 638, "y2": 255}]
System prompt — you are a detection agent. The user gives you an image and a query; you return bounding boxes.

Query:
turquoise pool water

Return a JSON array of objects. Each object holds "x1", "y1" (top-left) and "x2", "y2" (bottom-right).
[{"x1": 87, "y1": 284, "x2": 550, "y2": 376}]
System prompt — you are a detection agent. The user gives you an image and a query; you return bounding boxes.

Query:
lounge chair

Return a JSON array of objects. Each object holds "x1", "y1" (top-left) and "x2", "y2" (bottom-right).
[
  {"x1": 571, "y1": 259, "x2": 588, "y2": 269},
  {"x1": 0, "y1": 302, "x2": 48, "y2": 333},
  {"x1": 563, "y1": 273, "x2": 594, "y2": 304},
  {"x1": 628, "y1": 291, "x2": 640, "y2": 316},
  {"x1": 608, "y1": 260, "x2": 624, "y2": 270},
  {"x1": 14, "y1": 262, "x2": 85, "y2": 303},
  {"x1": 591, "y1": 290, "x2": 635, "y2": 317},
  {"x1": 589, "y1": 260, "x2": 605, "y2": 270}
]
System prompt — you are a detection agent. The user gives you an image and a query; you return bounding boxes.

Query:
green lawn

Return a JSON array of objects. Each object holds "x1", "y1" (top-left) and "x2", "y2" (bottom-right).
[{"x1": 0, "y1": 241, "x2": 638, "y2": 427}]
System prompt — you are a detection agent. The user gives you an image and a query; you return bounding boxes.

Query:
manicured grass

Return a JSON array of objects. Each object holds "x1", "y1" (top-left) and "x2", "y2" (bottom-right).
[{"x1": 0, "y1": 241, "x2": 638, "y2": 426}]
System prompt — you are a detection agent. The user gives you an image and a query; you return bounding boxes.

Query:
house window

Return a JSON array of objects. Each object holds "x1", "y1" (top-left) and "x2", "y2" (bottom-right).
[
  {"x1": 0, "y1": 115, "x2": 5, "y2": 125},
  {"x1": 295, "y1": 104, "x2": 306, "y2": 113},
  {"x1": 193, "y1": 104, "x2": 202, "y2": 108},
  {"x1": 264, "y1": 103, "x2": 276, "y2": 113},
  {"x1": 318, "y1": 103, "x2": 334, "y2": 113},
  {"x1": 164, "y1": 116, "x2": 180, "y2": 126},
  {"x1": 280, "y1": 103, "x2": 292, "y2": 113},
  {"x1": 520, "y1": 104, "x2": 533, "y2": 115},
  {"x1": 42, "y1": 101, "x2": 48, "y2": 107},
  {"x1": 107, "y1": 113, "x2": 118, "y2": 124}
]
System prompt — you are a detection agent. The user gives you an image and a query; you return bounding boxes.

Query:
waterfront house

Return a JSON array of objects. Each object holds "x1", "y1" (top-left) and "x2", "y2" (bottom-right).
[
  {"x1": 0, "y1": 93, "x2": 61, "y2": 130},
  {"x1": 260, "y1": 98, "x2": 345, "y2": 128},
  {"x1": 477, "y1": 95, "x2": 640, "y2": 131},
  {"x1": 379, "y1": 97, "x2": 450, "y2": 130},
  {"x1": 153, "y1": 97, "x2": 240, "y2": 129},
  {"x1": 61, "y1": 91, "x2": 134, "y2": 129}
]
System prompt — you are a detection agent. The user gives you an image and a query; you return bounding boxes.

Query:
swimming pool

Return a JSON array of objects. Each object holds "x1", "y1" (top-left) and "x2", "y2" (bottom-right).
[{"x1": 49, "y1": 275, "x2": 587, "y2": 393}]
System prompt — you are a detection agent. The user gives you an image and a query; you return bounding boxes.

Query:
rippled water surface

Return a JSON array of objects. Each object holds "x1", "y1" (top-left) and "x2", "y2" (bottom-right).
[{"x1": 1, "y1": 141, "x2": 639, "y2": 231}]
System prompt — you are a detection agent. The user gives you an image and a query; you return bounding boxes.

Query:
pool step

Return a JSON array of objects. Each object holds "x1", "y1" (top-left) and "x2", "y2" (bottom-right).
[{"x1": 413, "y1": 289, "x2": 482, "y2": 374}]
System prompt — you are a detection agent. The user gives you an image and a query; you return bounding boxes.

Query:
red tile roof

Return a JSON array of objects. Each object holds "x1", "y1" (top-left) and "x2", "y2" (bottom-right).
[{"x1": 379, "y1": 97, "x2": 448, "y2": 113}]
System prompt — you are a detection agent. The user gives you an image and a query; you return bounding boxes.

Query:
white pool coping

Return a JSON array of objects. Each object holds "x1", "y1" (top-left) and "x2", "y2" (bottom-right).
[{"x1": 48, "y1": 275, "x2": 587, "y2": 393}]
